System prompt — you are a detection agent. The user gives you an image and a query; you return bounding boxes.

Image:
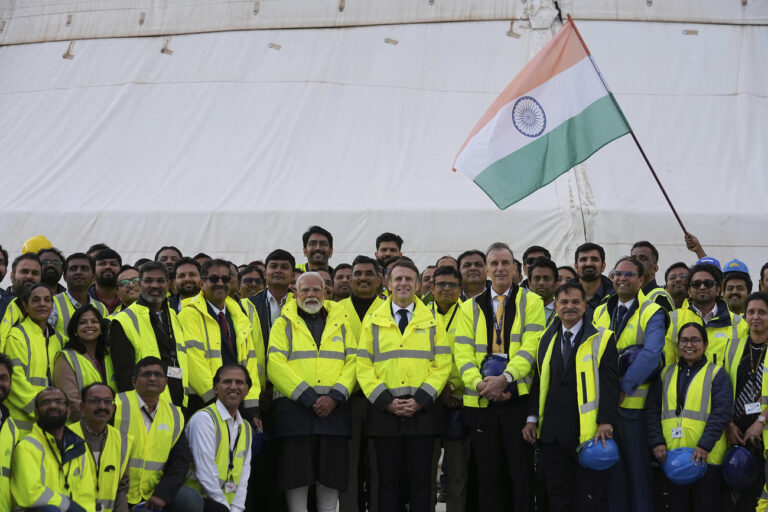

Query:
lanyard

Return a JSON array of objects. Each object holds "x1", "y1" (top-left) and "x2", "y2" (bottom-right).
[
  {"x1": 749, "y1": 341, "x2": 766, "y2": 374},
  {"x1": 445, "y1": 304, "x2": 459, "y2": 332},
  {"x1": 225, "y1": 421, "x2": 242, "y2": 482},
  {"x1": 43, "y1": 434, "x2": 72, "y2": 496}
]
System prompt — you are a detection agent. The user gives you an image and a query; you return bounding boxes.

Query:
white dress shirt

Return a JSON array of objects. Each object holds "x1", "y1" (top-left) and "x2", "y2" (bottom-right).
[
  {"x1": 187, "y1": 400, "x2": 252, "y2": 512},
  {"x1": 266, "y1": 289, "x2": 287, "y2": 325},
  {"x1": 136, "y1": 395, "x2": 157, "y2": 433},
  {"x1": 490, "y1": 287, "x2": 512, "y2": 316},
  {"x1": 391, "y1": 301, "x2": 415, "y2": 324}
]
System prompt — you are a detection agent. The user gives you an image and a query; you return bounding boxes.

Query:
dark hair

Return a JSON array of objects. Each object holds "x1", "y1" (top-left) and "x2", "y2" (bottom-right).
[
  {"x1": 746, "y1": 292, "x2": 768, "y2": 311},
  {"x1": 435, "y1": 255, "x2": 457, "y2": 268},
  {"x1": 134, "y1": 258, "x2": 151, "y2": 268},
  {"x1": 724, "y1": 271, "x2": 753, "y2": 293},
  {"x1": 86, "y1": 243, "x2": 110, "y2": 256},
  {"x1": 688, "y1": 263, "x2": 723, "y2": 288},
  {"x1": 761, "y1": 262, "x2": 768, "y2": 284},
  {"x1": 529, "y1": 256, "x2": 558, "y2": 279},
  {"x1": 65, "y1": 305, "x2": 109, "y2": 361},
  {"x1": 302, "y1": 226, "x2": 333, "y2": 249},
  {"x1": 631, "y1": 241, "x2": 659, "y2": 264},
  {"x1": 376, "y1": 232, "x2": 403, "y2": 251},
  {"x1": 523, "y1": 245, "x2": 551, "y2": 261},
  {"x1": 554, "y1": 281, "x2": 586, "y2": 300},
  {"x1": 433, "y1": 265, "x2": 462, "y2": 284},
  {"x1": 557, "y1": 265, "x2": 577, "y2": 280},
  {"x1": 0, "y1": 353, "x2": 13, "y2": 377},
  {"x1": 81, "y1": 382, "x2": 115, "y2": 402},
  {"x1": 12, "y1": 252, "x2": 41, "y2": 272},
  {"x1": 174, "y1": 257, "x2": 201, "y2": 274},
  {"x1": 154, "y1": 246, "x2": 183, "y2": 261},
  {"x1": 119, "y1": 264, "x2": 138, "y2": 274},
  {"x1": 20, "y1": 283, "x2": 52, "y2": 316},
  {"x1": 193, "y1": 252, "x2": 212, "y2": 261},
  {"x1": 135, "y1": 356, "x2": 167, "y2": 377},
  {"x1": 678, "y1": 322, "x2": 708, "y2": 345},
  {"x1": 352, "y1": 255, "x2": 380, "y2": 273},
  {"x1": 35, "y1": 387, "x2": 68, "y2": 408},
  {"x1": 249, "y1": 260, "x2": 265, "y2": 268},
  {"x1": 390, "y1": 257, "x2": 419, "y2": 277},
  {"x1": 265, "y1": 249, "x2": 296, "y2": 269},
  {"x1": 201, "y1": 258, "x2": 230, "y2": 279},
  {"x1": 64, "y1": 252, "x2": 95, "y2": 275},
  {"x1": 421, "y1": 265, "x2": 436, "y2": 278},
  {"x1": 213, "y1": 363, "x2": 252, "y2": 389},
  {"x1": 94, "y1": 248, "x2": 122, "y2": 267},
  {"x1": 574, "y1": 242, "x2": 606, "y2": 263},
  {"x1": 294, "y1": 267, "x2": 305, "y2": 275},
  {"x1": 139, "y1": 261, "x2": 169, "y2": 280},
  {"x1": 238, "y1": 265, "x2": 265, "y2": 282},
  {"x1": 37, "y1": 247, "x2": 65, "y2": 262},
  {"x1": 0, "y1": 244, "x2": 8, "y2": 266},
  {"x1": 612, "y1": 256, "x2": 644, "y2": 278},
  {"x1": 485, "y1": 242, "x2": 513, "y2": 259},
  {"x1": 457, "y1": 250, "x2": 485, "y2": 268},
  {"x1": 664, "y1": 262, "x2": 689, "y2": 282},
  {"x1": 333, "y1": 263, "x2": 352, "y2": 279}
]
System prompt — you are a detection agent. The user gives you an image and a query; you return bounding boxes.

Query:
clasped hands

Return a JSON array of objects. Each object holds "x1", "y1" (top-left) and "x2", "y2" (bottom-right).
[{"x1": 477, "y1": 374, "x2": 512, "y2": 402}]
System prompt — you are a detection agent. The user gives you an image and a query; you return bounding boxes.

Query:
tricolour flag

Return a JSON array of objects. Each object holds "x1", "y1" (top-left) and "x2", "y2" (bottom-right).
[{"x1": 453, "y1": 19, "x2": 632, "y2": 210}]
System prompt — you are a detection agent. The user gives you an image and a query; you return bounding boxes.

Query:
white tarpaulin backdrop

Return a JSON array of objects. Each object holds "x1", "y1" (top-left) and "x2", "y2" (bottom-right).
[{"x1": 0, "y1": 0, "x2": 766, "y2": 286}]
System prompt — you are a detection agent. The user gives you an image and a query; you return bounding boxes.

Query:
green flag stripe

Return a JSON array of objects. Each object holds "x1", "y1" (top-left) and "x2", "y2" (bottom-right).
[{"x1": 473, "y1": 94, "x2": 631, "y2": 210}]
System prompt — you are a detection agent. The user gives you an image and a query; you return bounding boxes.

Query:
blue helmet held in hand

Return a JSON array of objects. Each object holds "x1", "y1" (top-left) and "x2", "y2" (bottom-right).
[
  {"x1": 722, "y1": 446, "x2": 760, "y2": 491},
  {"x1": 663, "y1": 447, "x2": 707, "y2": 485},
  {"x1": 578, "y1": 438, "x2": 619, "y2": 471}
]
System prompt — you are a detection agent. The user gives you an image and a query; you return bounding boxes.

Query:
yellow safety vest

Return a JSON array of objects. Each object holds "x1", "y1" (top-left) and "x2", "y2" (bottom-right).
[
  {"x1": 593, "y1": 296, "x2": 662, "y2": 409},
  {"x1": 0, "y1": 417, "x2": 19, "y2": 511},
  {"x1": 665, "y1": 304, "x2": 747, "y2": 368},
  {"x1": 240, "y1": 296, "x2": 267, "y2": 389},
  {"x1": 69, "y1": 422, "x2": 132, "y2": 512},
  {"x1": 52, "y1": 292, "x2": 108, "y2": 337},
  {"x1": 0, "y1": 298, "x2": 23, "y2": 352},
  {"x1": 10, "y1": 423, "x2": 96, "y2": 510},
  {"x1": 356, "y1": 298, "x2": 451, "y2": 404},
  {"x1": 114, "y1": 390, "x2": 184, "y2": 503},
  {"x1": 427, "y1": 301, "x2": 464, "y2": 399},
  {"x1": 537, "y1": 325, "x2": 613, "y2": 444},
  {"x1": 111, "y1": 302, "x2": 190, "y2": 407},
  {"x1": 454, "y1": 288, "x2": 545, "y2": 408},
  {"x1": 659, "y1": 362, "x2": 728, "y2": 465},
  {"x1": 268, "y1": 300, "x2": 356, "y2": 401},
  {"x1": 55, "y1": 348, "x2": 117, "y2": 394},
  {"x1": 185, "y1": 403, "x2": 252, "y2": 504},
  {"x1": 179, "y1": 293, "x2": 261, "y2": 407},
  {"x1": 644, "y1": 287, "x2": 675, "y2": 312},
  {"x1": 4, "y1": 317, "x2": 64, "y2": 432}
]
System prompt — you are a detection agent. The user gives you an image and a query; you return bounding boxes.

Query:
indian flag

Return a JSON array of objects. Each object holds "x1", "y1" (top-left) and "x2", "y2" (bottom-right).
[{"x1": 453, "y1": 19, "x2": 631, "y2": 210}]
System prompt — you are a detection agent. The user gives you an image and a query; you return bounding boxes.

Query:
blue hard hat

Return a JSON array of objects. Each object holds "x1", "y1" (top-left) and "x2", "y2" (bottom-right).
[
  {"x1": 578, "y1": 439, "x2": 619, "y2": 471},
  {"x1": 663, "y1": 447, "x2": 707, "y2": 485},
  {"x1": 618, "y1": 345, "x2": 661, "y2": 383},
  {"x1": 480, "y1": 354, "x2": 508, "y2": 378},
  {"x1": 251, "y1": 426, "x2": 263, "y2": 456},
  {"x1": 722, "y1": 446, "x2": 760, "y2": 491},
  {"x1": 695, "y1": 257, "x2": 721, "y2": 271},
  {"x1": 723, "y1": 259, "x2": 749, "y2": 275}
]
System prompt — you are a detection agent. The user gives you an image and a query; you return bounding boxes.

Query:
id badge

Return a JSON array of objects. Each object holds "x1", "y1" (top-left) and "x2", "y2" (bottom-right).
[
  {"x1": 167, "y1": 366, "x2": 183, "y2": 379},
  {"x1": 745, "y1": 402, "x2": 762, "y2": 415},
  {"x1": 224, "y1": 481, "x2": 237, "y2": 493},
  {"x1": 670, "y1": 427, "x2": 683, "y2": 439}
]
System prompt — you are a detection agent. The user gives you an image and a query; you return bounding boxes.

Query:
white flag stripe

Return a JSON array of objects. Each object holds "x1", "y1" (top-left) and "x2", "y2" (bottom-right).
[{"x1": 456, "y1": 56, "x2": 607, "y2": 180}]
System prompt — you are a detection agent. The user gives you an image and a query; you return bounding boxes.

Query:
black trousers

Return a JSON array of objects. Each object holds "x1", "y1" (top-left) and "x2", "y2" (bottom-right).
[
  {"x1": 374, "y1": 435, "x2": 435, "y2": 512},
  {"x1": 540, "y1": 441, "x2": 607, "y2": 512},
  {"x1": 665, "y1": 465, "x2": 720, "y2": 512},
  {"x1": 465, "y1": 399, "x2": 533, "y2": 512}
]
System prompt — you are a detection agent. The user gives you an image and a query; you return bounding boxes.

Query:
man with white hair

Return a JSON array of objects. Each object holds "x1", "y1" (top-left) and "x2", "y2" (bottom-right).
[{"x1": 267, "y1": 271, "x2": 356, "y2": 512}]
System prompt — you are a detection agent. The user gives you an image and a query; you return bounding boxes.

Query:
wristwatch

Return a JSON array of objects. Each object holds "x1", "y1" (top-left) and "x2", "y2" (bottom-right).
[
  {"x1": 758, "y1": 415, "x2": 766, "y2": 425},
  {"x1": 503, "y1": 372, "x2": 514, "y2": 384}
]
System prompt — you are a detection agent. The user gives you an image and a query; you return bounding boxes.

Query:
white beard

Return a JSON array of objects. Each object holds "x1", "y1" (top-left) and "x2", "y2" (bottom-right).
[{"x1": 299, "y1": 300, "x2": 323, "y2": 314}]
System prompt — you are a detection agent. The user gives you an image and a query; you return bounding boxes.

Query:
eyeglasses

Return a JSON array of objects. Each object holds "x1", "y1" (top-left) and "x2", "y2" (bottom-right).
[
  {"x1": 40, "y1": 259, "x2": 63, "y2": 268},
  {"x1": 241, "y1": 277, "x2": 264, "y2": 286},
  {"x1": 206, "y1": 275, "x2": 231, "y2": 284},
  {"x1": 39, "y1": 398, "x2": 67, "y2": 407},
  {"x1": 118, "y1": 277, "x2": 141, "y2": 287},
  {"x1": 667, "y1": 273, "x2": 688, "y2": 281},
  {"x1": 690, "y1": 279, "x2": 716, "y2": 289},
  {"x1": 137, "y1": 371, "x2": 165, "y2": 379},
  {"x1": 679, "y1": 337, "x2": 703, "y2": 346},
  {"x1": 610, "y1": 270, "x2": 637, "y2": 279},
  {"x1": 85, "y1": 398, "x2": 115, "y2": 406},
  {"x1": 434, "y1": 282, "x2": 460, "y2": 290},
  {"x1": 142, "y1": 277, "x2": 168, "y2": 285},
  {"x1": 524, "y1": 258, "x2": 538, "y2": 266}
]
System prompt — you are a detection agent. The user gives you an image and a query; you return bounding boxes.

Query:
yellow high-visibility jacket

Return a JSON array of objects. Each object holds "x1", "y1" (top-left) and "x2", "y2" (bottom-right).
[{"x1": 51, "y1": 291, "x2": 108, "y2": 337}]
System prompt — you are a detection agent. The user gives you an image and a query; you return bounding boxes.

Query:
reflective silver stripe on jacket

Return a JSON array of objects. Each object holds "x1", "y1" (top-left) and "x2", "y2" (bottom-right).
[
  {"x1": 578, "y1": 328, "x2": 606, "y2": 415},
  {"x1": 122, "y1": 308, "x2": 141, "y2": 335},
  {"x1": 660, "y1": 363, "x2": 717, "y2": 422}
]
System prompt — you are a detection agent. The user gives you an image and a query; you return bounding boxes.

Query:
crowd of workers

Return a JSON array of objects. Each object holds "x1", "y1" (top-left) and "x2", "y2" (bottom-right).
[{"x1": 0, "y1": 226, "x2": 766, "y2": 512}]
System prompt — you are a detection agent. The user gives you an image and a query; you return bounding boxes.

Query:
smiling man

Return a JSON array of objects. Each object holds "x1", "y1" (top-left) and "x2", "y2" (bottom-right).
[
  {"x1": 0, "y1": 253, "x2": 42, "y2": 350},
  {"x1": 170, "y1": 257, "x2": 203, "y2": 312},
  {"x1": 631, "y1": 241, "x2": 674, "y2": 312},
  {"x1": 186, "y1": 364, "x2": 253, "y2": 512},
  {"x1": 297, "y1": 225, "x2": 334, "y2": 272},
  {"x1": 457, "y1": 250, "x2": 487, "y2": 299},
  {"x1": 573, "y1": 242, "x2": 615, "y2": 312},
  {"x1": 50, "y1": 253, "x2": 109, "y2": 336},
  {"x1": 91, "y1": 248, "x2": 123, "y2": 314},
  {"x1": 663, "y1": 262, "x2": 690, "y2": 309}
]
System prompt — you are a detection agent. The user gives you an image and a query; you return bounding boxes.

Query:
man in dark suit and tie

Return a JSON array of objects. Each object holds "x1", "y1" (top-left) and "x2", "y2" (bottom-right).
[{"x1": 522, "y1": 281, "x2": 620, "y2": 511}]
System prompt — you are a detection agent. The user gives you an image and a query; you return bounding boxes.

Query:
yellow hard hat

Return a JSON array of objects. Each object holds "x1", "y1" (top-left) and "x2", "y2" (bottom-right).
[{"x1": 21, "y1": 235, "x2": 52, "y2": 254}]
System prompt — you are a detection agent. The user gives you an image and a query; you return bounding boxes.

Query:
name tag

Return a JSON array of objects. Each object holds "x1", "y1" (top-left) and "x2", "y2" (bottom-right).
[
  {"x1": 224, "y1": 481, "x2": 237, "y2": 493},
  {"x1": 167, "y1": 366, "x2": 183, "y2": 379},
  {"x1": 745, "y1": 402, "x2": 762, "y2": 415},
  {"x1": 670, "y1": 427, "x2": 683, "y2": 439}
]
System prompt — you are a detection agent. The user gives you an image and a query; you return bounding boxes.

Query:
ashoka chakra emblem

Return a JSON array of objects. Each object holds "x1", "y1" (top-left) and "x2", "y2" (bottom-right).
[{"x1": 512, "y1": 96, "x2": 546, "y2": 137}]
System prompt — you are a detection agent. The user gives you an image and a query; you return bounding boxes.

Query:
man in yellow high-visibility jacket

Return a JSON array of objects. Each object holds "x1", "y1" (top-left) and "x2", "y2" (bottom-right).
[
  {"x1": 0, "y1": 354, "x2": 18, "y2": 512},
  {"x1": 0, "y1": 253, "x2": 41, "y2": 351}
]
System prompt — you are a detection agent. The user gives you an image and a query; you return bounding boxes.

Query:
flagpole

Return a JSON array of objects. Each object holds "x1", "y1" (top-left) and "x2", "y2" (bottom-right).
[{"x1": 566, "y1": 15, "x2": 689, "y2": 235}]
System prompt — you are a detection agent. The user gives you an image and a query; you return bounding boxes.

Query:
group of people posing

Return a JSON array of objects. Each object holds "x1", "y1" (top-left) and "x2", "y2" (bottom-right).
[{"x1": 0, "y1": 226, "x2": 765, "y2": 512}]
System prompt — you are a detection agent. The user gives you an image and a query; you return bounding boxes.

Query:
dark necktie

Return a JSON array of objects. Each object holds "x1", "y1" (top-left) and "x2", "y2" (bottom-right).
[
  {"x1": 217, "y1": 311, "x2": 235, "y2": 356},
  {"x1": 398, "y1": 309, "x2": 409, "y2": 334},
  {"x1": 561, "y1": 330, "x2": 573, "y2": 370},
  {"x1": 616, "y1": 305, "x2": 628, "y2": 330}
]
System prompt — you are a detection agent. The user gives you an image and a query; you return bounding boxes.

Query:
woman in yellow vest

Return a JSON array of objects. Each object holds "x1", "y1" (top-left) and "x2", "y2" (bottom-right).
[
  {"x1": 645, "y1": 322, "x2": 733, "y2": 512},
  {"x1": 53, "y1": 304, "x2": 116, "y2": 422},
  {"x1": 4, "y1": 283, "x2": 64, "y2": 434}
]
